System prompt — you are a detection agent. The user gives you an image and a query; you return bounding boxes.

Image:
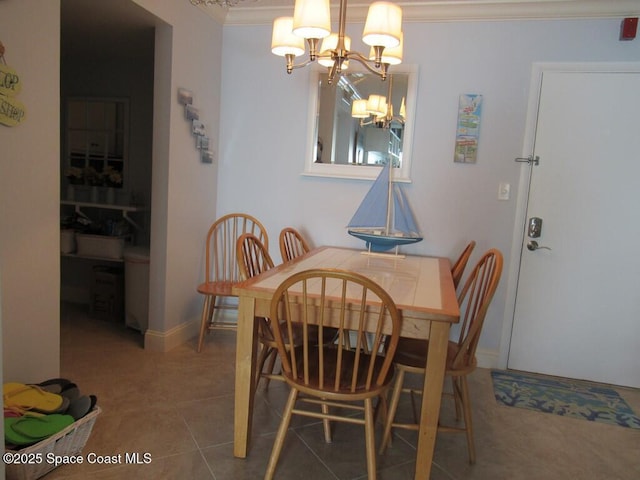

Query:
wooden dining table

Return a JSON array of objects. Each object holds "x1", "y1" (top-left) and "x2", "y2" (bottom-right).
[{"x1": 232, "y1": 246, "x2": 460, "y2": 480}]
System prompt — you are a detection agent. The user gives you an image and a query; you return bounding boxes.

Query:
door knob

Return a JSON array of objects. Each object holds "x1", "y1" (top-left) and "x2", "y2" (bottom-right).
[{"x1": 527, "y1": 240, "x2": 551, "y2": 251}]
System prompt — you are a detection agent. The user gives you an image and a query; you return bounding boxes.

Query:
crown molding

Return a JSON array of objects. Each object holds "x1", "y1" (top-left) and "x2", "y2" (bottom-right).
[
  {"x1": 191, "y1": 3, "x2": 229, "y2": 24},
  {"x1": 223, "y1": 0, "x2": 640, "y2": 26}
]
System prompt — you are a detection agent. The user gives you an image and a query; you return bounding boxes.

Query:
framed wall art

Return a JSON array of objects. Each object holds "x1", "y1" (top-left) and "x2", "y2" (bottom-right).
[{"x1": 454, "y1": 94, "x2": 483, "y2": 164}]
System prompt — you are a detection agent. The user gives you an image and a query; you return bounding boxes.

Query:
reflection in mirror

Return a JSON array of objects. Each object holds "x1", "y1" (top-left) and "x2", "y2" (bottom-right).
[{"x1": 303, "y1": 66, "x2": 418, "y2": 181}]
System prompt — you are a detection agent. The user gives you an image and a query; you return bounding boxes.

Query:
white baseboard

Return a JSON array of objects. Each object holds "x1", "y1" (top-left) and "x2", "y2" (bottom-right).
[
  {"x1": 476, "y1": 348, "x2": 500, "y2": 369},
  {"x1": 143, "y1": 309, "x2": 238, "y2": 352},
  {"x1": 144, "y1": 319, "x2": 200, "y2": 352}
]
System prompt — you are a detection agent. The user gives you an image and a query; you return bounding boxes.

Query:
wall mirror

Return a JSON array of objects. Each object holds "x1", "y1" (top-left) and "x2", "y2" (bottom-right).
[{"x1": 303, "y1": 65, "x2": 418, "y2": 182}]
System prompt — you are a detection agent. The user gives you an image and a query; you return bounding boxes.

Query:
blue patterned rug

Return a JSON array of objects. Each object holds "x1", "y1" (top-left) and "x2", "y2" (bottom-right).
[{"x1": 491, "y1": 370, "x2": 640, "y2": 429}]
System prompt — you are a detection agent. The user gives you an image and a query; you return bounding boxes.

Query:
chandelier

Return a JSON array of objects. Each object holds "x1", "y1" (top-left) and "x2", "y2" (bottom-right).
[
  {"x1": 190, "y1": 0, "x2": 245, "y2": 7},
  {"x1": 351, "y1": 74, "x2": 405, "y2": 128},
  {"x1": 271, "y1": 0, "x2": 403, "y2": 84}
]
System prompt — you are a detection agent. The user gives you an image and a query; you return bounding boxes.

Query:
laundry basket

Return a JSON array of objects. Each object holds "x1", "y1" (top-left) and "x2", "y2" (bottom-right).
[{"x1": 5, "y1": 407, "x2": 101, "y2": 480}]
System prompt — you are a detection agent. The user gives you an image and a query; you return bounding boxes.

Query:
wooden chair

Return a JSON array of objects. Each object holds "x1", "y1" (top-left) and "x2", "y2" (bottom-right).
[
  {"x1": 196, "y1": 213, "x2": 268, "y2": 352},
  {"x1": 279, "y1": 227, "x2": 311, "y2": 262},
  {"x1": 451, "y1": 241, "x2": 476, "y2": 289},
  {"x1": 379, "y1": 249, "x2": 503, "y2": 464},
  {"x1": 278, "y1": 227, "x2": 343, "y2": 349},
  {"x1": 235, "y1": 233, "x2": 280, "y2": 389},
  {"x1": 264, "y1": 269, "x2": 402, "y2": 480},
  {"x1": 237, "y1": 233, "x2": 338, "y2": 393}
]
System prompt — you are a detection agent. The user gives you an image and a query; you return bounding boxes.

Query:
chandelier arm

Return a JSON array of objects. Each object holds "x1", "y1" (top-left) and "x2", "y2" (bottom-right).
[
  {"x1": 290, "y1": 59, "x2": 315, "y2": 70},
  {"x1": 316, "y1": 49, "x2": 335, "y2": 60},
  {"x1": 345, "y1": 52, "x2": 389, "y2": 80},
  {"x1": 327, "y1": 61, "x2": 340, "y2": 84},
  {"x1": 284, "y1": 54, "x2": 315, "y2": 74}
]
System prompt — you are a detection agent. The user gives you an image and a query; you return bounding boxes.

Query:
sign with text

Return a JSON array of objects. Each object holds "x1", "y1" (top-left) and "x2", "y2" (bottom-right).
[
  {"x1": 0, "y1": 91, "x2": 26, "y2": 126},
  {"x1": 0, "y1": 63, "x2": 22, "y2": 97},
  {"x1": 454, "y1": 94, "x2": 483, "y2": 164},
  {"x1": 0, "y1": 41, "x2": 26, "y2": 126}
]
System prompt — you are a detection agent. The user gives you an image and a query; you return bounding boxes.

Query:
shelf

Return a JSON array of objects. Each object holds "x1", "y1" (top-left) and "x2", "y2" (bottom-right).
[
  {"x1": 61, "y1": 253, "x2": 124, "y2": 263},
  {"x1": 61, "y1": 200, "x2": 145, "y2": 230},
  {"x1": 60, "y1": 200, "x2": 143, "y2": 212}
]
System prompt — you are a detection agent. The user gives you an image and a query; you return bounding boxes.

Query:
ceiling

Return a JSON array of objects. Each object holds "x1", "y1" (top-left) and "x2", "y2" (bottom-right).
[
  {"x1": 60, "y1": 0, "x2": 637, "y2": 59},
  {"x1": 223, "y1": 0, "x2": 639, "y2": 25},
  {"x1": 61, "y1": 0, "x2": 158, "y2": 60}
]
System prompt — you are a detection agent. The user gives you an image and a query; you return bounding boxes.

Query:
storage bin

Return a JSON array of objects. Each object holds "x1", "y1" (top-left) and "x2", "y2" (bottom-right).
[
  {"x1": 60, "y1": 229, "x2": 76, "y2": 254},
  {"x1": 5, "y1": 407, "x2": 101, "y2": 480},
  {"x1": 75, "y1": 234, "x2": 125, "y2": 260}
]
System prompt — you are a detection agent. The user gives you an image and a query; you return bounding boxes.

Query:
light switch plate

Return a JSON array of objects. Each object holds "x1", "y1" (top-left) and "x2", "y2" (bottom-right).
[{"x1": 498, "y1": 182, "x2": 510, "y2": 200}]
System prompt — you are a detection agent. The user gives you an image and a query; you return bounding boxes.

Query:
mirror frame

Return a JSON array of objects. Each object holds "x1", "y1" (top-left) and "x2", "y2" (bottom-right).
[{"x1": 302, "y1": 64, "x2": 419, "y2": 182}]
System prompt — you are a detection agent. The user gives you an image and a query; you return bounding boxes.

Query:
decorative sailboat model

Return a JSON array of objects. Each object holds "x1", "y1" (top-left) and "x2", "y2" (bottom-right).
[{"x1": 347, "y1": 163, "x2": 422, "y2": 254}]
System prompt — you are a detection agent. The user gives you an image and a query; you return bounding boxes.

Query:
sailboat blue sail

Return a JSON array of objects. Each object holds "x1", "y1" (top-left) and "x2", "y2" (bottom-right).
[{"x1": 347, "y1": 164, "x2": 423, "y2": 252}]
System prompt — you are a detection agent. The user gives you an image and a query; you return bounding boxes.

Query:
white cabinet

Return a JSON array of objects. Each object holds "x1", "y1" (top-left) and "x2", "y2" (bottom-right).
[
  {"x1": 61, "y1": 97, "x2": 144, "y2": 262},
  {"x1": 64, "y1": 97, "x2": 128, "y2": 188}
]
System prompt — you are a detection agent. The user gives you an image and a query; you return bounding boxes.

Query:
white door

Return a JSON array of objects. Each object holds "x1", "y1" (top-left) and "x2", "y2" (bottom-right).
[{"x1": 508, "y1": 64, "x2": 640, "y2": 388}]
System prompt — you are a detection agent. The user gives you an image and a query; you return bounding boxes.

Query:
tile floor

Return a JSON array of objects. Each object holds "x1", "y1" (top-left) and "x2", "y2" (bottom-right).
[{"x1": 45, "y1": 303, "x2": 640, "y2": 479}]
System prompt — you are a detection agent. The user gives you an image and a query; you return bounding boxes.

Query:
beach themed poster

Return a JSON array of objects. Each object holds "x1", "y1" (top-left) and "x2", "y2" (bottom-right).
[{"x1": 454, "y1": 94, "x2": 483, "y2": 163}]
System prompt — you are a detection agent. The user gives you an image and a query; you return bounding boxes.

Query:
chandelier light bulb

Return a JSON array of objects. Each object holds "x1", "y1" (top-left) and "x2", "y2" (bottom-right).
[
  {"x1": 293, "y1": 0, "x2": 331, "y2": 39},
  {"x1": 362, "y1": 2, "x2": 402, "y2": 48},
  {"x1": 370, "y1": 32, "x2": 403, "y2": 65},
  {"x1": 367, "y1": 95, "x2": 387, "y2": 117},
  {"x1": 352, "y1": 99, "x2": 369, "y2": 118},
  {"x1": 272, "y1": 17, "x2": 306, "y2": 57}
]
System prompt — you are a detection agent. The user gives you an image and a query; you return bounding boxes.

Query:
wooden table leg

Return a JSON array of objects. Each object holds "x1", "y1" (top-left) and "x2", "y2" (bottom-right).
[
  {"x1": 233, "y1": 295, "x2": 258, "y2": 458},
  {"x1": 414, "y1": 321, "x2": 450, "y2": 480}
]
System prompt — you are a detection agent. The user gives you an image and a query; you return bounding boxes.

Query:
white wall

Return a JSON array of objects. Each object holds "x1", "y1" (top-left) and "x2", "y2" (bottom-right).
[
  {"x1": 0, "y1": 0, "x2": 61, "y2": 383},
  {"x1": 0, "y1": 0, "x2": 224, "y2": 388},
  {"x1": 1, "y1": 1, "x2": 637, "y2": 376},
  {"x1": 218, "y1": 17, "x2": 640, "y2": 365},
  {"x1": 132, "y1": 0, "x2": 223, "y2": 347}
]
